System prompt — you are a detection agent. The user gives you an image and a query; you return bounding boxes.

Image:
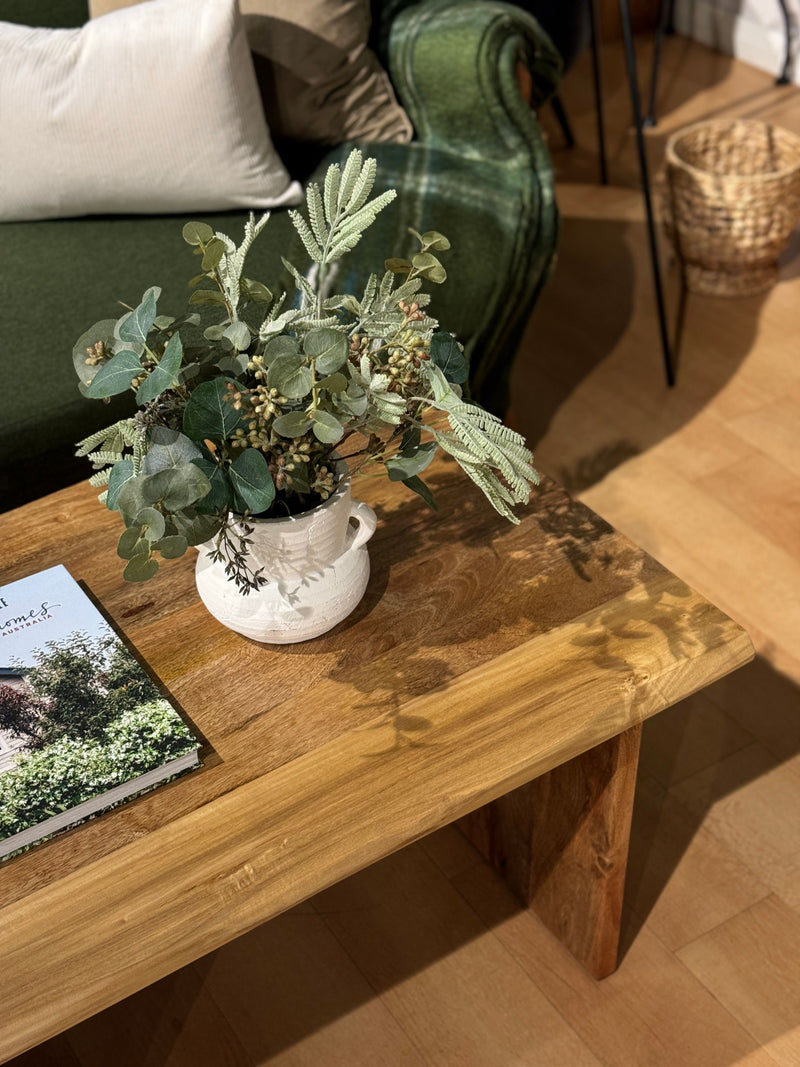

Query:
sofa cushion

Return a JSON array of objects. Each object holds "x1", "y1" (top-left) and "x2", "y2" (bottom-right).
[
  {"x1": 89, "y1": 0, "x2": 413, "y2": 146},
  {"x1": 0, "y1": 0, "x2": 303, "y2": 221}
]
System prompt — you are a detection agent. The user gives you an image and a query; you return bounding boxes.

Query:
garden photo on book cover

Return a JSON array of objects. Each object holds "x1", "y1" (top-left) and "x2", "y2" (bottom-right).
[{"x1": 0, "y1": 565, "x2": 199, "y2": 857}]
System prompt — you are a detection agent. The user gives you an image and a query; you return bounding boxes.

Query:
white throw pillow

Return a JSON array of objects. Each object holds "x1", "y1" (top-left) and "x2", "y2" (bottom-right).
[{"x1": 0, "y1": 0, "x2": 303, "y2": 221}]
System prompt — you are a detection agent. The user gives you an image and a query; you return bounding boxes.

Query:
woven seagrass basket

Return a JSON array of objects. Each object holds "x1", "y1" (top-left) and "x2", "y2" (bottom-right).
[{"x1": 662, "y1": 118, "x2": 800, "y2": 296}]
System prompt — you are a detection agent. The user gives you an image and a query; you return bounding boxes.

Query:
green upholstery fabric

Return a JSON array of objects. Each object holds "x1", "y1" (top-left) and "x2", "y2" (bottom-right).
[
  {"x1": 0, "y1": 0, "x2": 560, "y2": 508},
  {"x1": 0, "y1": 0, "x2": 88, "y2": 27}
]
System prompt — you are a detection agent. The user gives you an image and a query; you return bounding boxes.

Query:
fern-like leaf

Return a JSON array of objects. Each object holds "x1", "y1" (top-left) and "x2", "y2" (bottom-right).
[
  {"x1": 288, "y1": 210, "x2": 324, "y2": 263},
  {"x1": 324, "y1": 163, "x2": 341, "y2": 224},
  {"x1": 381, "y1": 276, "x2": 423, "y2": 309},
  {"x1": 75, "y1": 418, "x2": 138, "y2": 457},
  {"x1": 378, "y1": 270, "x2": 395, "y2": 305},
  {"x1": 344, "y1": 156, "x2": 377, "y2": 214},
  {"x1": 88, "y1": 468, "x2": 112, "y2": 488},
  {"x1": 214, "y1": 212, "x2": 270, "y2": 315},
  {"x1": 281, "y1": 256, "x2": 316, "y2": 308},
  {"x1": 420, "y1": 365, "x2": 539, "y2": 521},
  {"x1": 337, "y1": 149, "x2": 363, "y2": 212},
  {"x1": 329, "y1": 191, "x2": 397, "y2": 247},
  {"x1": 87, "y1": 449, "x2": 125, "y2": 468},
  {"x1": 306, "y1": 183, "x2": 329, "y2": 247},
  {"x1": 132, "y1": 433, "x2": 146, "y2": 475},
  {"x1": 258, "y1": 306, "x2": 303, "y2": 341}
]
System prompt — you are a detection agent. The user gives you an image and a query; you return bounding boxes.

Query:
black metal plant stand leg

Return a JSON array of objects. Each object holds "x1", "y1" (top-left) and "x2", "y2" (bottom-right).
[
  {"x1": 617, "y1": 0, "x2": 676, "y2": 385},
  {"x1": 588, "y1": 0, "x2": 608, "y2": 185},
  {"x1": 644, "y1": 0, "x2": 673, "y2": 127},
  {"x1": 776, "y1": 0, "x2": 792, "y2": 84}
]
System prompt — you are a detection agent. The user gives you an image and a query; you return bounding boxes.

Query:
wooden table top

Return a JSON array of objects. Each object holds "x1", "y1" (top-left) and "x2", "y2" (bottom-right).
[{"x1": 0, "y1": 459, "x2": 753, "y2": 1060}]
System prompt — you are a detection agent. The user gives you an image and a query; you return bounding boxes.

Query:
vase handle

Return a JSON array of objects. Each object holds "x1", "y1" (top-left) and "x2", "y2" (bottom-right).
[{"x1": 347, "y1": 500, "x2": 377, "y2": 551}]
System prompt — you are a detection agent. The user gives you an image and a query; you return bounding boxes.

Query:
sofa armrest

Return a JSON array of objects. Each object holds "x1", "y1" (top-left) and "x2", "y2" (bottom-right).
[{"x1": 386, "y1": 0, "x2": 562, "y2": 161}]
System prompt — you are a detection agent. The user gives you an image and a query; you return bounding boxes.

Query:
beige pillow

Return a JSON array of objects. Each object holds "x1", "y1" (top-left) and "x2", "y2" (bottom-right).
[
  {"x1": 89, "y1": 0, "x2": 414, "y2": 146},
  {"x1": 0, "y1": 0, "x2": 302, "y2": 221}
]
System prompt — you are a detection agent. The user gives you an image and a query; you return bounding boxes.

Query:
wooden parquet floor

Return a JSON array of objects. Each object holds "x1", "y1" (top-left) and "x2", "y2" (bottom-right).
[{"x1": 11, "y1": 33, "x2": 800, "y2": 1067}]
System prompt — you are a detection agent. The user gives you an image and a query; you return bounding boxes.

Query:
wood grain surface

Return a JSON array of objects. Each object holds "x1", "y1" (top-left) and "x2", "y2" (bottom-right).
[
  {"x1": 0, "y1": 459, "x2": 753, "y2": 1061},
  {"x1": 459, "y1": 723, "x2": 643, "y2": 978}
]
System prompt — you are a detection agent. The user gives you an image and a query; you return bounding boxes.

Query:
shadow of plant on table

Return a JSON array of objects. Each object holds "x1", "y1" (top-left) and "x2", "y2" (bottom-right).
[{"x1": 269, "y1": 462, "x2": 662, "y2": 761}]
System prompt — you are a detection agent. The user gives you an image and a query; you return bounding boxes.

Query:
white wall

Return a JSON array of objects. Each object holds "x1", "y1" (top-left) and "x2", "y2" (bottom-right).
[{"x1": 674, "y1": 0, "x2": 800, "y2": 84}]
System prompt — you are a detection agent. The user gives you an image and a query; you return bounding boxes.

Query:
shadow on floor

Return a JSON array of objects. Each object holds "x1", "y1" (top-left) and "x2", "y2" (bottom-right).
[{"x1": 507, "y1": 197, "x2": 784, "y2": 492}]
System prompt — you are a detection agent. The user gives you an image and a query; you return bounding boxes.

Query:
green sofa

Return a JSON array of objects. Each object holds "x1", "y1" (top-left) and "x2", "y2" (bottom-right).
[{"x1": 0, "y1": 0, "x2": 560, "y2": 510}]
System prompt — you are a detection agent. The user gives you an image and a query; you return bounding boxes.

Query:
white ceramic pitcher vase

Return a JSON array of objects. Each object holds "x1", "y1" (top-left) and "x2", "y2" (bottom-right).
[{"x1": 195, "y1": 473, "x2": 377, "y2": 644}]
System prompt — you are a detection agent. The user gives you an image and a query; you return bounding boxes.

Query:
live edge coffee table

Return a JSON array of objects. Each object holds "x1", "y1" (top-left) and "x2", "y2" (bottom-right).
[{"x1": 0, "y1": 459, "x2": 752, "y2": 1061}]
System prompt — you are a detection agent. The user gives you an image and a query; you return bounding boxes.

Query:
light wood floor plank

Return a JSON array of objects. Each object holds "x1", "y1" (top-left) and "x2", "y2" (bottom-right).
[
  {"x1": 677, "y1": 895, "x2": 800, "y2": 1066},
  {"x1": 314, "y1": 844, "x2": 602, "y2": 1067},
  {"x1": 453, "y1": 859, "x2": 768, "y2": 1067},
  {"x1": 670, "y1": 744, "x2": 800, "y2": 912},
  {"x1": 625, "y1": 770, "x2": 771, "y2": 951},
  {"x1": 694, "y1": 451, "x2": 800, "y2": 560},
  {"x1": 191, "y1": 907, "x2": 427, "y2": 1067}
]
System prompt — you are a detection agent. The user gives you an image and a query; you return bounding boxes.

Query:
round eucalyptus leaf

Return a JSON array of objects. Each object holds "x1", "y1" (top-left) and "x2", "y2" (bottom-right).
[
  {"x1": 189, "y1": 289, "x2": 227, "y2": 308},
  {"x1": 224, "y1": 320, "x2": 251, "y2": 352},
  {"x1": 267, "y1": 354, "x2": 313, "y2": 399},
  {"x1": 311, "y1": 409, "x2": 344, "y2": 444},
  {"x1": 272, "y1": 411, "x2": 313, "y2": 438},
  {"x1": 117, "y1": 527, "x2": 147, "y2": 560},
  {"x1": 117, "y1": 476, "x2": 151, "y2": 527},
  {"x1": 137, "y1": 507, "x2": 166, "y2": 542},
  {"x1": 153, "y1": 534, "x2": 189, "y2": 559},
  {"x1": 420, "y1": 230, "x2": 451, "y2": 251},
  {"x1": 182, "y1": 221, "x2": 214, "y2": 246},
  {"x1": 215, "y1": 353, "x2": 249, "y2": 376},
  {"x1": 264, "y1": 334, "x2": 299, "y2": 365},
  {"x1": 385, "y1": 258, "x2": 412, "y2": 274},
  {"x1": 72, "y1": 319, "x2": 117, "y2": 384},
  {"x1": 202, "y1": 237, "x2": 227, "y2": 272},
  {"x1": 303, "y1": 328, "x2": 348, "y2": 374},
  {"x1": 242, "y1": 278, "x2": 272, "y2": 304},
  {"x1": 123, "y1": 553, "x2": 159, "y2": 582},
  {"x1": 316, "y1": 372, "x2": 348, "y2": 394},
  {"x1": 173, "y1": 509, "x2": 222, "y2": 547},
  {"x1": 157, "y1": 464, "x2": 213, "y2": 512},
  {"x1": 142, "y1": 427, "x2": 202, "y2": 474},
  {"x1": 412, "y1": 252, "x2": 446, "y2": 284},
  {"x1": 203, "y1": 323, "x2": 227, "y2": 341}
]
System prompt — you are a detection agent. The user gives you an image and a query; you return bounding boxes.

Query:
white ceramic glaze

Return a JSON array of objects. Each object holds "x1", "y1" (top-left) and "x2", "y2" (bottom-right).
[{"x1": 194, "y1": 473, "x2": 377, "y2": 644}]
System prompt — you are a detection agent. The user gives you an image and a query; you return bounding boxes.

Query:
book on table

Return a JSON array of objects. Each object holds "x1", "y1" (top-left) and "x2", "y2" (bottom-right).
[{"x1": 0, "y1": 564, "x2": 201, "y2": 860}]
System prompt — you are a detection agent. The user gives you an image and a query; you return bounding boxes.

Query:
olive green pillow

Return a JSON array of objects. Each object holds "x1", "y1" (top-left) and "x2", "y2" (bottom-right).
[{"x1": 89, "y1": 0, "x2": 413, "y2": 147}]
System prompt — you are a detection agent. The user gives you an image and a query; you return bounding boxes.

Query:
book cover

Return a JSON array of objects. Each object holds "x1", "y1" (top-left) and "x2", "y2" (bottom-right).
[{"x1": 0, "y1": 565, "x2": 201, "y2": 860}]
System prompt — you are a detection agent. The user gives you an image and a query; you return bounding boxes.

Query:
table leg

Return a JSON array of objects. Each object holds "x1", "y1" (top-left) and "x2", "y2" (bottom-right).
[{"x1": 458, "y1": 723, "x2": 642, "y2": 979}]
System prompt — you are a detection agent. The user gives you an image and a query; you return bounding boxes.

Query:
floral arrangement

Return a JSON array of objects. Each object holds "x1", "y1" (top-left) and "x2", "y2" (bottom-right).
[{"x1": 74, "y1": 150, "x2": 538, "y2": 592}]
